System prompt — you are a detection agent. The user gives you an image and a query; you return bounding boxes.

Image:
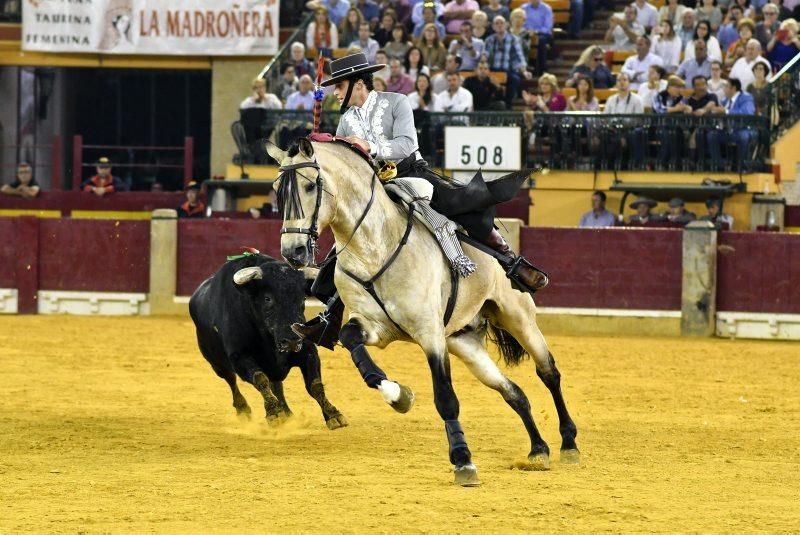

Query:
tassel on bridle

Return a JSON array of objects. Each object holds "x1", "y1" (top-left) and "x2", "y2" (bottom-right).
[{"x1": 276, "y1": 167, "x2": 305, "y2": 221}]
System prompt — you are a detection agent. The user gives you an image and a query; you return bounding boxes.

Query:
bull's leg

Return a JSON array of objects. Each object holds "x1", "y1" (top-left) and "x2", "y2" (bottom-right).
[
  {"x1": 196, "y1": 330, "x2": 251, "y2": 418},
  {"x1": 339, "y1": 319, "x2": 415, "y2": 413},
  {"x1": 269, "y1": 379, "x2": 293, "y2": 420},
  {"x1": 232, "y1": 355, "x2": 285, "y2": 426},
  {"x1": 424, "y1": 341, "x2": 480, "y2": 487},
  {"x1": 291, "y1": 350, "x2": 348, "y2": 430},
  {"x1": 224, "y1": 373, "x2": 252, "y2": 420},
  {"x1": 447, "y1": 330, "x2": 550, "y2": 470}
]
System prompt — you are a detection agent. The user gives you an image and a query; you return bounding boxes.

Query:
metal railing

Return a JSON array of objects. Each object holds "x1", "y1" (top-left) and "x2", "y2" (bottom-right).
[{"x1": 768, "y1": 51, "x2": 800, "y2": 141}]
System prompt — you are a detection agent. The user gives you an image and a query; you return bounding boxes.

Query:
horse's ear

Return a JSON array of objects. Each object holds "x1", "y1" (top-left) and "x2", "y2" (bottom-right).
[
  {"x1": 265, "y1": 140, "x2": 287, "y2": 163},
  {"x1": 298, "y1": 137, "x2": 314, "y2": 158}
]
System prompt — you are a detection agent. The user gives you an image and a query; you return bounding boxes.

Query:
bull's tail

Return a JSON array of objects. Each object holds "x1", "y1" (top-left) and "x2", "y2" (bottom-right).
[{"x1": 486, "y1": 323, "x2": 529, "y2": 367}]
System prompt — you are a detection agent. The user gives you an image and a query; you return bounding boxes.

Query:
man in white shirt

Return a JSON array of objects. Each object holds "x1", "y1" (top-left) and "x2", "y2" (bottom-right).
[
  {"x1": 603, "y1": 73, "x2": 645, "y2": 168},
  {"x1": 604, "y1": 72, "x2": 645, "y2": 113},
  {"x1": 348, "y1": 22, "x2": 379, "y2": 64},
  {"x1": 621, "y1": 35, "x2": 665, "y2": 88},
  {"x1": 729, "y1": 39, "x2": 771, "y2": 90},
  {"x1": 605, "y1": 4, "x2": 645, "y2": 51},
  {"x1": 240, "y1": 78, "x2": 283, "y2": 110},
  {"x1": 633, "y1": 0, "x2": 658, "y2": 30},
  {"x1": 433, "y1": 72, "x2": 474, "y2": 112}
]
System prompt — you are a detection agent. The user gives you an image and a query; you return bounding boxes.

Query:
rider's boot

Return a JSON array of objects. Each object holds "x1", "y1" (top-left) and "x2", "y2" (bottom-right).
[
  {"x1": 291, "y1": 294, "x2": 345, "y2": 350},
  {"x1": 484, "y1": 228, "x2": 550, "y2": 292}
]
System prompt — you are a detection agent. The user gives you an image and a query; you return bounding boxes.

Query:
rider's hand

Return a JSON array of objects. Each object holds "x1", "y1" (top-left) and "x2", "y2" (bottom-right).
[{"x1": 343, "y1": 136, "x2": 371, "y2": 154}]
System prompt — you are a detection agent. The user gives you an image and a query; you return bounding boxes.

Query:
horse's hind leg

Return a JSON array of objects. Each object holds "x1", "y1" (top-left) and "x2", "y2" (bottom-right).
[
  {"x1": 490, "y1": 293, "x2": 579, "y2": 463},
  {"x1": 447, "y1": 330, "x2": 550, "y2": 470}
]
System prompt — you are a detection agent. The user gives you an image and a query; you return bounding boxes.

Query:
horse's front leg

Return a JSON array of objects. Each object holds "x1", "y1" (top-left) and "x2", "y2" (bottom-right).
[
  {"x1": 339, "y1": 319, "x2": 415, "y2": 413},
  {"x1": 424, "y1": 343, "x2": 480, "y2": 487}
]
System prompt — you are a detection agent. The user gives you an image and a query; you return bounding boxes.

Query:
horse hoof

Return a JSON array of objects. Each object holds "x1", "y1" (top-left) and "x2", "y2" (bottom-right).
[
  {"x1": 453, "y1": 464, "x2": 481, "y2": 487},
  {"x1": 526, "y1": 452, "x2": 551, "y2": 471},
  {"x1": 325, "y1": 413, "x2": 349, "y2": 430},
  {"x1": 266, "y1": 411, "x2": 291, "y2": 427},
  {"x1": 559, "y1": 449, "x2": 580, "y2": 465},
  {"x1": 235, "y1": 407, "x2": 252, "y2": 421},
  {"x1": 389, "y1": 384, "x2": 415, "y2": 414}
]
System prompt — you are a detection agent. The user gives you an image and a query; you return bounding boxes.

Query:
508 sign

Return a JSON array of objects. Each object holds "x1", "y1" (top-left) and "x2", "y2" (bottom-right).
[
  {"x1": 445, "y1": 126, "x2": 521, "y2": 171},
  {"x1": 460, "y1": 145, "x2": 504, "y2": 166}
]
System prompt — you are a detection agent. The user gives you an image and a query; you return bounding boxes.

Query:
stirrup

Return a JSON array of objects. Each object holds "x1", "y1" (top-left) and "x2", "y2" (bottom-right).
[{"x1": 506, "y1": 256, "x2": 550, "y2": 294}]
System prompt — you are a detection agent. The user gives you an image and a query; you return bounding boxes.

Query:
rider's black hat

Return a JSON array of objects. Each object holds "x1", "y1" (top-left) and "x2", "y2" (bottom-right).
[{"x1": 321, "y1": 52, "x2": 385, "y2": 87}]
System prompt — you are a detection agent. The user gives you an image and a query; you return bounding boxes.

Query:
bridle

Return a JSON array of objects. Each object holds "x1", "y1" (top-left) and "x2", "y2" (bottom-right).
[{"x1": 278, "y1": 156, "x2": 378, "y2": 267}]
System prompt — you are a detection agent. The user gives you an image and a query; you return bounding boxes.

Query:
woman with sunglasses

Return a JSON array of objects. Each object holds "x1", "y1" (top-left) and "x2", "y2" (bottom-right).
[{"x1": 565, "y1": 45, "x2": 615, "y2": 88}]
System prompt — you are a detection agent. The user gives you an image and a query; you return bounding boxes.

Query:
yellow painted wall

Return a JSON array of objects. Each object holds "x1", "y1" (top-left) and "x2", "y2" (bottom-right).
[
  {"x1": 772, "y1": 120, "x2": 800, "y2": 184},
  {"x1": 0, "y1": 209, "x2": 61, "y2": 218},
  {"x1": 70, "y1": 211, "x2": 152, "y2": 220}
]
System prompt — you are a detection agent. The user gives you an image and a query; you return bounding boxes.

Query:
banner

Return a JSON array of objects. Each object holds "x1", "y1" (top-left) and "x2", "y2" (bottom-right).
[{"x1": 22, "y1": 0, "x2": 279, "y2": 55}]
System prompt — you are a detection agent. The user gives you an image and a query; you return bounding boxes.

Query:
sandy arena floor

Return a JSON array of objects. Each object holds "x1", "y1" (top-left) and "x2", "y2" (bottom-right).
[{"x1": 0, "y1": 316, "x2": 798, "y2": 532}]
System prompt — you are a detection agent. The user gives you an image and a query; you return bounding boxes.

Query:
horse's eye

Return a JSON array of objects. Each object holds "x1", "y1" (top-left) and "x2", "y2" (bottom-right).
[{"x1": 304, "y1": 182, "x2": 316, "y2": 193}]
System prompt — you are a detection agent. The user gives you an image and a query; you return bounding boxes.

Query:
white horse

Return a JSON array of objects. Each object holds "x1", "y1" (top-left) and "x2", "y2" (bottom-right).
[{"x1": 268, "y1": 138, "x2": 578, "y2": 486}]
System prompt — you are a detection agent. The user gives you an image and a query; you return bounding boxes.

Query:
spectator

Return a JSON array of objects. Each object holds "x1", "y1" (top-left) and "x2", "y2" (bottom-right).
[
  {"x1": 653, "y1": 75, "x2": 688, "y2": 166},
  {"x1": 385, "y1": 23, "x2": 411, "y2": 60},
  {"x1": 659, "y1": 0, "x2": 688, "y2": 27},
  {"x1": 417, "y1": 23, "x2": 448, "y2": 71},
  {"x1": 666, "y1": 197, "x2": 697, "y2": 224},
  {"x1": 442, "y1": 0, "x2": 480, "y2": 34},
  {"x1": 412, "y1": 0, "x2": 444, "y2": 27},
  {"x1": 579, "y1": 191, "x2": 617, "y2": 227},
  {"x1": 677, "y1": 39, "x2": 712, "y2": 87},
  {"x1": 766, "y1": 18, "x2": 800, "y2": 69},
  {"x1": 627, "y1": 197, "x2": 662, "y2": 224},
  {"x1": 605, "y1": 5, "x2": 645, "y2": 51},
  {"x1": 568, "y1": 0, "x2": 585, "y2": 38},
  {"x1": 523, "y1": 0, "x2": 554, "y2": 73},
  {"x1": 700, "y1": 198, "x2": 734, "y2": 228},
  {"x1": 286, "y1": 75, "x2": 316, "y2": 110},
  {"x1": 708, "y1": 60, "x2": 729, "y2": 101},
  {"x1": 471, "y1": 11, "x2": 490, "y2": 40},
  {"x1": 483, "y1": 16, "x2": 532, "y2": 108},
  {"x1": 306, "y1": 7, "x2": 340, "y2": 51},
  {"x1": 408, "y1": 72, "x2": 438, "y2": 109},
  {"x1": 353, "y1": 0, "x2": 381, "y2": 25},
  {"x1": 730, "y1": 39, "x2": 771, "y2": 88},
  {"x1": 378, "y1": 0, "x2": 412, "y2": 26},
  {"x1": 683, "y1": 20, "x2": 723, "y2": 62},
  {"x1": 522, "y1": 73, "x2": 567, "y2": 111},
  {"x1": 404, "y1": 46, "x2": 431, "y2": 83},
  {"x1": 633, "y1": 0, "x2": 659, "y2": 31},
  {"x1": 707, "y1": 77, "x2": 757, "y2": 171},
  {"x1": 339, "y1": 7, "x2": 365, "y2": 47},
  {"x1": 651, "y1": 20, "x2": 683, "y2": 72},
  {"x1": 449, "y1": 21, "x2": 485, "y2": 70},
  {"x1": 567, "y1": 75, "x2": 600, "y2": 110},
  {"x1": 756, "y1": 4, "x2": 782, "y2": 49},
  {"x1": 604, "y1": 73, "x2": 646, "y2": 167},
  {"x1": 696, "y1": 0, "x2": 723, "y2": 31},
  {"x1": 733, "y1": 0, "x2": 755, "y2": 18},
  {"x1": 636, "y1": 64, "x2": 667, "y2": 109},
  {"x1": 375, "y1": 9, "x2": 398, "y2": 45},
  {"x1": 374, "y1": 49, "x2": 391, "y2": 79},
  {"x1": 433, "y1": 71, "x2": 474, "y2": 111},
  {"x1": 276, "y1": 63, "x2": 300, "y2": 100},
  {"x1": 305, "y1": 0, "x2": 350, "y2": 24},
  {"x1": 747, "y1": 61, "x2": 771, "y2": 114},
  {"x1": 348, "y1": 22, "x2": 379, "y2": 63},
  {"x1": 726, "y1": 17, "x2": 756, "y2": 65},
  {"x1": 177, "y1": 182, "x2": 206, "y2": 219},
  {"x1": 508, "y1": 8, "x2": 534, "y2": 60},
  {"x1": 566, "y1": 45, "x2": 616, "y2": 88},
  {"x1": 288, "y1": 42, "x2": 316, "y2": 78},
  {"x1": 412, "y1": 4, "x2": 447, "y2": 39},
  {"x1": 686, "y1": 74, "x2": 719, "y2": 114},
  {"x1": 240, "y1": 77, "x2": 282, "y2": 110},
  {"x1": 431, "y1": 53, "x2": 462, "y2": 93},
  {"x1": 1, "y1": 162, "x2": 40, "y2": 198},
  {"x1": 676, "y1": 9, "x2": 697, "y2": 48},
  {"x1": 772, "y1": 0, "x2": 793, "y2": 20},
  {"x1": 717, "y1": 4, "x2": 744, "y2": 52},
  {"x1": 373, "y1": 76, "x2": 389, "y2": 91},
  {"x1": 483, "y1": 0, "x2": 510, "y2": 24},
  {"x1": 463, "y1": 61, "x2": 506, "y2": 110},
  {"x1": 621, "y1": 35, "x2": 665, "y2": 88},
  {"x1": 386, "y1": 58, "x2": 415, "y2": 93},
  {"x1": 82, "y1": 157, "x2": 125, "y2": 196}
]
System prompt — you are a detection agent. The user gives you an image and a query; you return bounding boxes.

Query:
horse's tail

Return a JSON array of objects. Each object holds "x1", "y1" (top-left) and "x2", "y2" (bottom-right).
[{"x1": 486, "y1": 323, "x2": 529, "y2": 367}]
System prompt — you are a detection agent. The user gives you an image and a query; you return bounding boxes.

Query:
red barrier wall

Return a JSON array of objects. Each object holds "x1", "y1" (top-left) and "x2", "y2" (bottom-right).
[
  {"x1": 38, "y1": 219, "x2": 150, "y2": 292},
  {"x1": 0, "y1": 218, "x2": 17, "y2": 288},
  {"x1": 717, "y1": 232, "x2": 800, "y2": 313},
  {"x1": 520, "y1": 227, "x2": 683, "y2": 310},
  {"x1": 0, "y1": 191, "x2": 186, "y2": 215}
]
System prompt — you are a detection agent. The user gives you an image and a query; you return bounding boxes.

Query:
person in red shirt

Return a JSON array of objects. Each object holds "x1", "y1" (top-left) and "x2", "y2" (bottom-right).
[
  {"x1": 81, "y1": 157, "x2": 125, "y2": 196},
  {"x1": 177, "y1": 181, "x2": 206, "y2": 218}
]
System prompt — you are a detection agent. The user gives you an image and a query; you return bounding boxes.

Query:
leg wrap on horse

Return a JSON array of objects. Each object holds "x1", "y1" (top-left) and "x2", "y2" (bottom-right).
[
  {"x1": 349, "y1": 344, "x2": 388, "y2": 388},
  {"x1": 445, "y1": 419, "x2": 470, "y2": 464}
]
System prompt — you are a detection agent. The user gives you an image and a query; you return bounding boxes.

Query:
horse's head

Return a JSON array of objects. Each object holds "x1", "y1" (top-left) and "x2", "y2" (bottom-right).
[{"x1": 267, "y1": 138, "x2": 337, "y2": 268}]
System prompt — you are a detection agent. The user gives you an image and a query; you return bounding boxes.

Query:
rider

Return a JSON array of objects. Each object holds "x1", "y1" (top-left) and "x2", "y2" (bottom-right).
[{"x1": 292, "y1": 52, "x2": 547, "y2": 348}]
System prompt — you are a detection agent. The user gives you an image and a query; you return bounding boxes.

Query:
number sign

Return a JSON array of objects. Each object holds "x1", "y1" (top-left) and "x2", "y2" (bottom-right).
[{"x1": 444, "y1": 126, "x2": 521, "y2": 171}]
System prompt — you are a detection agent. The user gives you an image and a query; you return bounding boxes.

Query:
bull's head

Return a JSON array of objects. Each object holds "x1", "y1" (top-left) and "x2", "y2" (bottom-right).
[{"x1": 232, "y1": 261, "x2": 309, "y2": 354}]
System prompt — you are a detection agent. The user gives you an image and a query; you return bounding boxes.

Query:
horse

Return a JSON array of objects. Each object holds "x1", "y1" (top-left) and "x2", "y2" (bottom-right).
[{"x1": 267, "y1": 138, "x2": 578, "y2": 486}]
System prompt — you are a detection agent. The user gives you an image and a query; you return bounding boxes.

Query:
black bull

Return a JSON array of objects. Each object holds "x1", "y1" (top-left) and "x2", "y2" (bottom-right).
[{"x1": 189, "y1": 254, "x2": 347, "y2": 429}]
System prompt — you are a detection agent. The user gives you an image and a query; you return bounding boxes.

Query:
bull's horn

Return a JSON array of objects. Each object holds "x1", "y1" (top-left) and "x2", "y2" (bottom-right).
[{"x1": 233, "y1": 266, "x2": 263, "y2": 285}]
